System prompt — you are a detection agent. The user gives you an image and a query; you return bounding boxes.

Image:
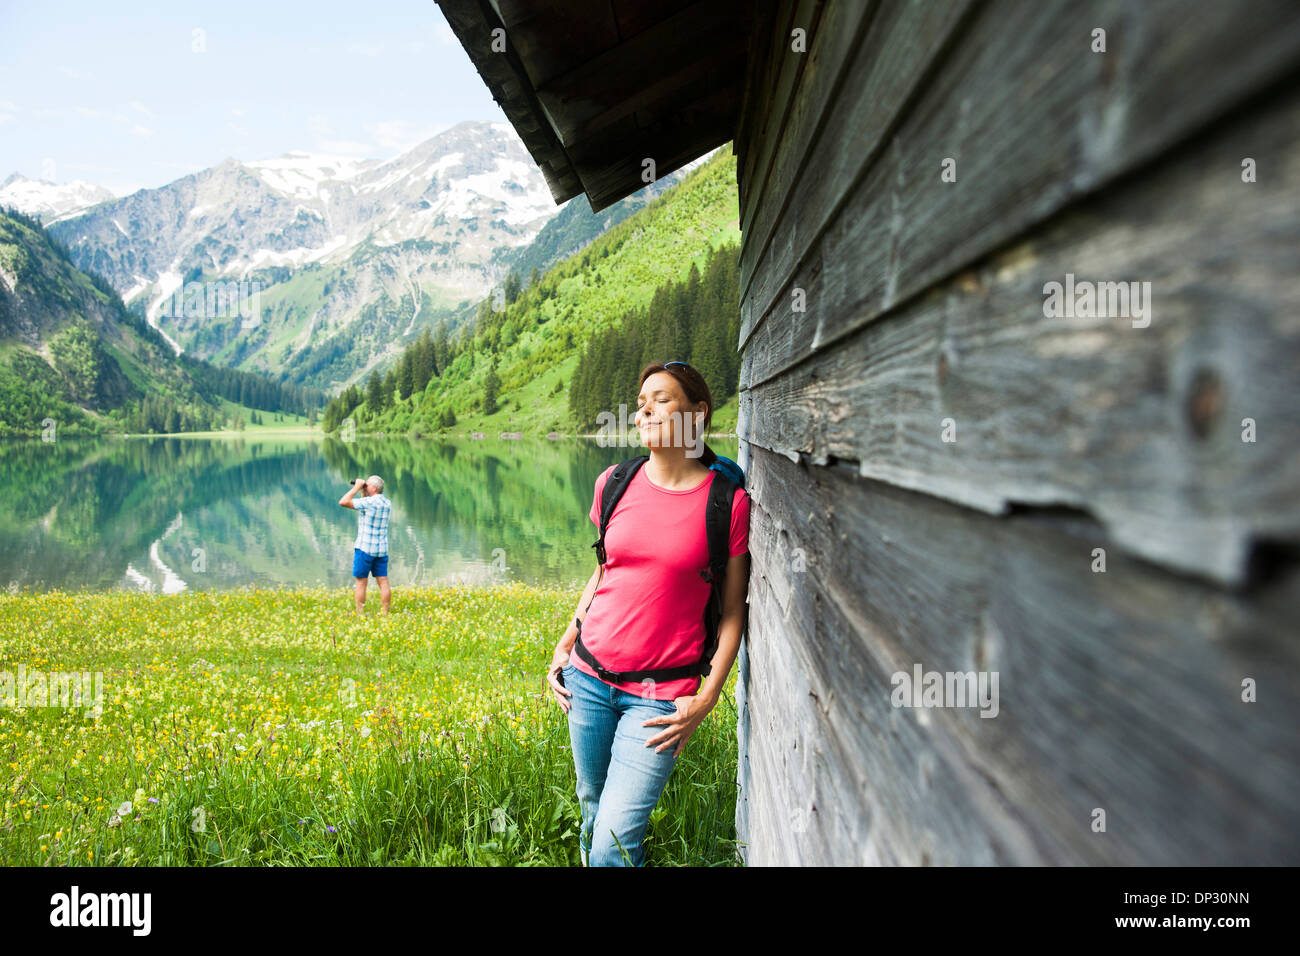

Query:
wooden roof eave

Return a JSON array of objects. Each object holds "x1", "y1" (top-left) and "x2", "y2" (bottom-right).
[
  {"x1": 437, "y1": 0, "x2": 752, "y2": 212},
  {"x1": 439, "y1": 0, "x2": 583, "y2": 205}
]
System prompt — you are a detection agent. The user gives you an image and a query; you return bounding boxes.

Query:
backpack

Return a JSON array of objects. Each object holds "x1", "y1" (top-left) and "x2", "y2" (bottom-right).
[{"x1": 573, "y1": 443, "x2": 747, "y2": 686}]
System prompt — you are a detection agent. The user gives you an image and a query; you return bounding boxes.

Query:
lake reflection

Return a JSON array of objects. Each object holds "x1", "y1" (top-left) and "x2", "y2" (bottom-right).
[{"x1": 0, "y1": 435, "x2": 738, "y2": 593}]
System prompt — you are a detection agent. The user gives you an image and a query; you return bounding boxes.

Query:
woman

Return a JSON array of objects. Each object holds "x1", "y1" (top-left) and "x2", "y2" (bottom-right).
[{"x1": 547, "y1": 361, "x2": 752, "y2": 866}]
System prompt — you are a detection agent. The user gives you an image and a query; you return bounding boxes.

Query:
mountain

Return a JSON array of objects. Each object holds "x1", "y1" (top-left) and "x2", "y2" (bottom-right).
[
  {"x1": 321, "y1": 147, "x2": 742, "y2": 438},
  {"x1": 0, "y1": 208, "x2": 322, "y2": 437},
  {"x1": 498, "y1": 148, "x2": 720, "y2": 282},
  {"x1": 0, "y1": 208, "x2": 208, "y2": 435},
  {"x1": 44, "y1": 121, "x2": 564, "y2": 392},
  {"x1": 0, "y1": 173, "x2": 116, "y2": 224}
]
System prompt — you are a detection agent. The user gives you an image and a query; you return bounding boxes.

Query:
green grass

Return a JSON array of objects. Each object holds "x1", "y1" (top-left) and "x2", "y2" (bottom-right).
[
  {"x1": 0, "y1": 583, "x2": 741, "y2": 866},
  {"x1": 213, "y1": 398, "x2": 317, "y2": 433}
]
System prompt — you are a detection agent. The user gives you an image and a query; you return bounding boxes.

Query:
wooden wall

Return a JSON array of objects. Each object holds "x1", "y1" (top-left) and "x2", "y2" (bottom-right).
[{"x1": 732, "y1": 0, "x2": 1300, "y2": 864}]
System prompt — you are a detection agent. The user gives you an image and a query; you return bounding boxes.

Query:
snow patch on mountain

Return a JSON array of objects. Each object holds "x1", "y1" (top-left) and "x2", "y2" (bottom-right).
[
  {"x1": 245, "y1": 152, "x2": 378, "y2": 200},
  {"x1": 0, "y1": 174, "x2": 115, "y2": 223}
]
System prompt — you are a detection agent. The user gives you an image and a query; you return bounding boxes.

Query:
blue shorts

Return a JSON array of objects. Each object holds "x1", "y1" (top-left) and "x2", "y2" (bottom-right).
[{"x1": 352, "y1": 549, "x2": 389, "y2": 579}]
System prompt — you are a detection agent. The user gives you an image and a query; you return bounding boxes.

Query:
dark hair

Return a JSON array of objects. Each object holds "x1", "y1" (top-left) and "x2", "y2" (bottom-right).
[{"x1": 638, "y1": 361, "x2": 714, "y2": 436}]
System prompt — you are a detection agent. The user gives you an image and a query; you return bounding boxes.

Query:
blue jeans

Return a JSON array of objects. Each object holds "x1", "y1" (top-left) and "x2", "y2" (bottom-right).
[{"x1": 562, "y1": 662, "x2": 680, "y2": 866}]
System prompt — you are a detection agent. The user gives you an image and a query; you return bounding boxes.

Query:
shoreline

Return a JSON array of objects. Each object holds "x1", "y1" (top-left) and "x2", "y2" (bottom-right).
[
  {"x1": 0, "y1": 429, "x2": 738, "y2": 441},
  {"x1": 2, "y1": 426, "x2": 739, "y2": 441}
]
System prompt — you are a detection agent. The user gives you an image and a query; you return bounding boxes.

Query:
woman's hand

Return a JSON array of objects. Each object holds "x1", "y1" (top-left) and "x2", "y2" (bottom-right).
[
  {"x1": 547, "y1": 650, "x2": 573, "y2": 713},
  {"x1": 643, "y1": 693, "x2": 713, "y2": 757}
]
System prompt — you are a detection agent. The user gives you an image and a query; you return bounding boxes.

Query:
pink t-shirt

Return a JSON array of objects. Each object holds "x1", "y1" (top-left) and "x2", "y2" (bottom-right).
[{"x1": 572, "y1": 462, "x2": 751, "y2": 701}]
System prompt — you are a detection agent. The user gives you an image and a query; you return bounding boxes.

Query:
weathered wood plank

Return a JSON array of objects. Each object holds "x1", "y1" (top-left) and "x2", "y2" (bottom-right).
[
  {"x1": 736, "y1": 0, "x2": 802, "y2": 205},
  {"x1": 735, "y1": 0, "x2": 825, "y2": 233},
  {"x1": 739, "y1": 488, "x2": 1062, "y2": 865},
  {"x1": 610, "y1": 0, "x2": 696, "y2": 40},
  {"x1": 737, "y1": 0, "x2": 975, "y2": 335},
  {"x1": 732, "y1": 0, "x2": 780, "y2": 201},
  {"x1": 738, "y1": 0, "x2": 883, "y2": 258},
  {"x1": 736, "y1": 445, "x2": 1300, "y2": 864},
  {"x1": 534, "y1": 0, "x2": 747, "y2": 148},
  {"x1": 568, "y1": 78, "x2": 743, "y2": 210},
  {"x1": 739, "y1": 79, "x2": 1300, "y2": 584},
  {"x1": 490, "y1": 0, "x2": 621, "y2": 89},
  {"x1": 738, "y1": 0, "x2": 1300, "y2": 356}
]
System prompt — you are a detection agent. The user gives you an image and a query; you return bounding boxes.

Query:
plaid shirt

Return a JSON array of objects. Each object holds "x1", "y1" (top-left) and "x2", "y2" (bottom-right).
[{"x1": 352, "y1": 493, "x2": 392, "y2": 556}]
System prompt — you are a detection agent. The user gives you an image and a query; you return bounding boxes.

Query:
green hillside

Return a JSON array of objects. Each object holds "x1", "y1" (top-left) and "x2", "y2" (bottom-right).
[
  {"x1": 322, "y1": 146, "x2": 742, "y2": 437},
  {"x1": 0, "y1": 208, "x2": 326, "y2": 437}
]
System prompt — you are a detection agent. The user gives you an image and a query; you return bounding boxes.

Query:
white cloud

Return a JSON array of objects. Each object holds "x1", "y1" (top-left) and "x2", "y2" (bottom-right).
[
  {"x1": 130, "y1": 124, "x2": 153, "y2": 138},
  {"x1": 103, "y1": 181, "x2": 144, "y2": 198},
  {"x1": 304, "y1": 114, "x2": 376, "y2": 155},
  {"x1": 365, "y1": 119, "x2": 448, "y2": 153},
  {"x1": 316, "y1": 139, "x2": 376, "y2": 156},
  {"x1": 130, "y1": 101, "x2": 154, "y2": 117}
]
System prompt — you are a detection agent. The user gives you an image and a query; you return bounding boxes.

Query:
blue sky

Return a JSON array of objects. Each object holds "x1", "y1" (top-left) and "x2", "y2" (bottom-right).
[{"x1": 0, "y1": 0, "x2": 507, "y2": 194}]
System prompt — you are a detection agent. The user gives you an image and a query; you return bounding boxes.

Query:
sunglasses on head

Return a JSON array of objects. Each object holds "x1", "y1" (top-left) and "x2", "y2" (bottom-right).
[{"x1": 664, "y1": 361, "x2": 689, "y2": 370}]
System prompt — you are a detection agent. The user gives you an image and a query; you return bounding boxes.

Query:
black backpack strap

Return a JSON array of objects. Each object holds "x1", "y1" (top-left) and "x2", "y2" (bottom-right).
[
  {"x1": 696, "y1": 471, "x2": 737, "y2": 678},
  {"x1": 594, "y1": 456, "x2": 648, "y2": 565},
  {"x1": 702, "y1": 470, "x2": 735, "y2": 588},
  {"x1": 572, "y1": 638, "x2": 711, "y2": 684},
  {"x1": 576, "y1": 457, "x2": 647, "y2": 624}
]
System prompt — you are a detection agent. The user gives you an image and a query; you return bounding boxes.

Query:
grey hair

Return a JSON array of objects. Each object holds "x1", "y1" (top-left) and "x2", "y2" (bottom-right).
[{"x1": 367, "y1": 475, "x2": 384, "y2": 493}]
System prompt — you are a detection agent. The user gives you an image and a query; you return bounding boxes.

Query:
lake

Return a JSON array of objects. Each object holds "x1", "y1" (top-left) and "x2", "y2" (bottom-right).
[{"x1": 0, "y1": 434, "x2": 740, "y2": 593}]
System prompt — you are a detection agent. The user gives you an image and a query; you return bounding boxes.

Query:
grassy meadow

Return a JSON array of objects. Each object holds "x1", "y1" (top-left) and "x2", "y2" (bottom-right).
[{"x1": 0, "y1": 584, "x2": 741, "y2": 866}]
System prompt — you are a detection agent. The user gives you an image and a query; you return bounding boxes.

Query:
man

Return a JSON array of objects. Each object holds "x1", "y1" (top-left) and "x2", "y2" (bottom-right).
[{"x1": 339, "y1": 474, "x2": 392, "y2": 614}]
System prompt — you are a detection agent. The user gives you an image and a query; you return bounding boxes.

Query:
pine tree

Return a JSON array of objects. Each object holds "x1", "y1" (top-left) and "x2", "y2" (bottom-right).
[
  {"x1": 483, "y1": 359, "x2": 500, "y2": 416},
  {"x1": 398, "y1": 350, "x2": 415, "y2": 400},
  {"x1": 414, "y1": 328, "x2": 434, "y2": 392}
]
